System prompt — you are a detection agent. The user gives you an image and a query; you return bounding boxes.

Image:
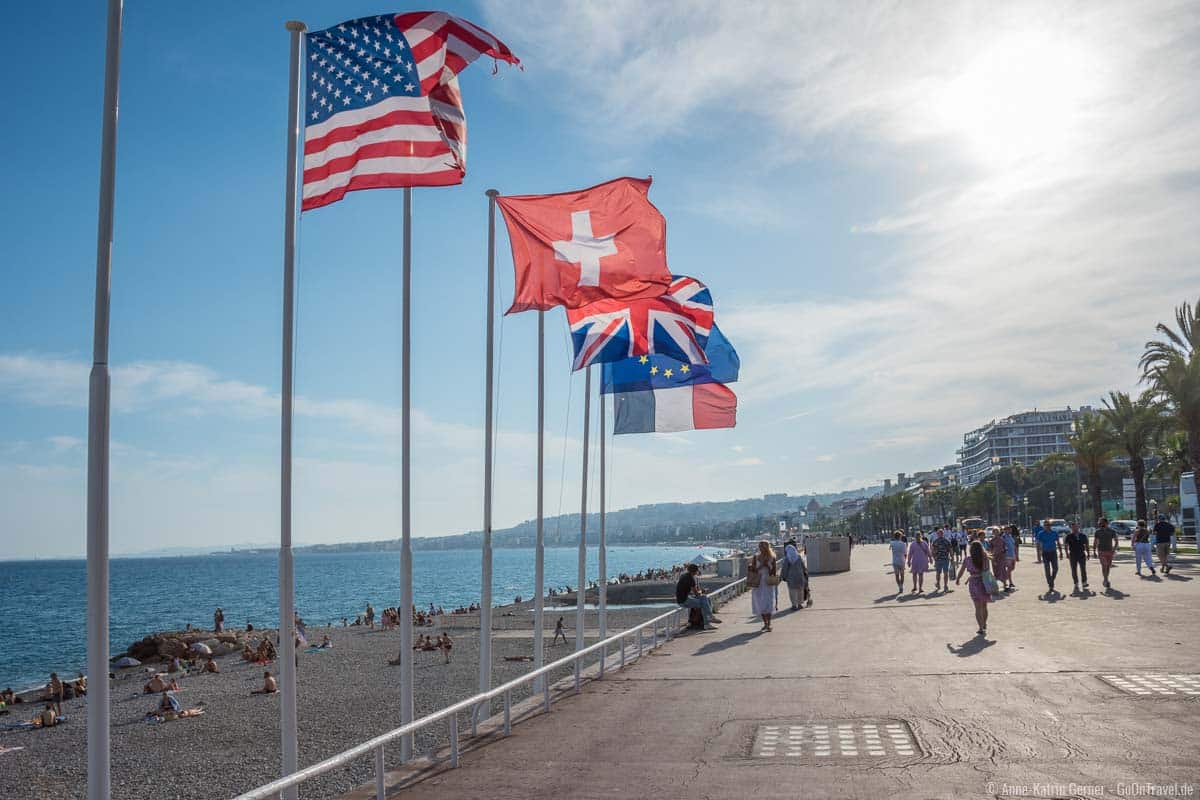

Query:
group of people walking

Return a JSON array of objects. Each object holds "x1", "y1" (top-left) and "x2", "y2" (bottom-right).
[
  {"x1": 886, "y1": 514, "x2": 1181, "y2": 639},
  {"x1": 746, "y1": 539, "x2": 812, "y2": 632},
  {"x1": 675, "y1": 539, "x2": 812, "y2": 634}
]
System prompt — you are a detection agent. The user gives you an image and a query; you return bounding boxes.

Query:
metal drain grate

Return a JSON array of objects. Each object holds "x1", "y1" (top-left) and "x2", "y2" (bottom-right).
[
  {"x1": 1099, "y1": 674, "x2": 1200, "y2": 696},
  {"x1": 752, "y1": 719, "x2": 919, "y2": 761}
]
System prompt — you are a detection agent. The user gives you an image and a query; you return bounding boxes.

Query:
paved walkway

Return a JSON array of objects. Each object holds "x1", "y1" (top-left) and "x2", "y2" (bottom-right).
[{"x1": 374, "y1": 544, "x2": 1200, "y2": 799}]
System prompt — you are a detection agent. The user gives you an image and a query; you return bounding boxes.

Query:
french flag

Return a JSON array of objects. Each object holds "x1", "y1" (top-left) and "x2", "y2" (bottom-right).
[{"x1": 613, "y1": 382, "x2": 737, "y2": 434}]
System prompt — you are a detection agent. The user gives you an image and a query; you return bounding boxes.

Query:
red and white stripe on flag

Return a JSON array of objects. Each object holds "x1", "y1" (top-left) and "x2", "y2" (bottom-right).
[
  {"x1": 301, "y1": 12, "x2": 518, "y2": 211},
  {"x1": 614, "y1": 383, "x2": 737, "y2": 434}
]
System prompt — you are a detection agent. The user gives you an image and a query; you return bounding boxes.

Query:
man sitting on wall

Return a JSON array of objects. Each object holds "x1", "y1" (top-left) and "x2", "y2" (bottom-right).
[{"x1": 675, "y1": 563, "x2": 722, "y2": 631}]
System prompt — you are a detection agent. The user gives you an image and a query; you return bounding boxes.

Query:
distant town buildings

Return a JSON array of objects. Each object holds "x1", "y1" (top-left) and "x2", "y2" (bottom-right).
[{"x1": 957, "y1": 407, "x2": 1090, "y2": 486}]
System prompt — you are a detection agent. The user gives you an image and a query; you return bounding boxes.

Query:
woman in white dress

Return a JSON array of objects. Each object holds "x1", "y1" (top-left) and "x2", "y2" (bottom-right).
[{"x1": 748, "y1": 540, "x2": 778, "y2": 632}]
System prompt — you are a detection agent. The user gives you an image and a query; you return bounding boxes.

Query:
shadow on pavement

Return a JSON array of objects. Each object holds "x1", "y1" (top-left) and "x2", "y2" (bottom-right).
[
  {"x1": 1165, "y1": 573, "x2": 1193, "y2": 581},
  {"x1": 692, "y1": 632, "x2": 758, "y2": 657},
  {"x1": 1104, "y1": 587, "x2": 1129, "y2": 599},
  {"x1": 1039, "y1": 590, "x2": 1063, "y2": 603},
  {"x1": 946, "y1": 638, "x2": 996, "y2": 657}
]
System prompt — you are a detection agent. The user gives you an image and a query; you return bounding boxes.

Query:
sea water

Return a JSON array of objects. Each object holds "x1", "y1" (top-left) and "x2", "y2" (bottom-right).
[{"x1": 0, "y1": 545, "x2": 719, "y2": 689}]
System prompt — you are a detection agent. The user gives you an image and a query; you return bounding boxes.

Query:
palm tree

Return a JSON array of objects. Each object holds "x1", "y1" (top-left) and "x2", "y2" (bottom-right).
[
  {"x1": 1141, "y1": 298, "x2": 1200, "y2": 505},
  {"x1": 1152, "y1": 430, "x2": 1191, "y2": 493},
  {"x1": 1100, "y1": 389, "x2": 1167, "y2": 520},
  {"x1": 1068, "y1": 413, "x2": 1115, "y2": 522}
]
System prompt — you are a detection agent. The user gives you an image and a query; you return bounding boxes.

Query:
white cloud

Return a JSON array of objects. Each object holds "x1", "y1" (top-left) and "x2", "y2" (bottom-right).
[
  {"x1": 732, "y1": 457, "x2": 764, "y2": 467},
  {"x1": 48, "y1": 435, "x2": 83, "y2": 453},
  {"x1": 486, "y1": 0, "x2": 1199, "y2": 467},
  {"x1": 815, "y1": 454, "x2": 835, "y2": 463}
]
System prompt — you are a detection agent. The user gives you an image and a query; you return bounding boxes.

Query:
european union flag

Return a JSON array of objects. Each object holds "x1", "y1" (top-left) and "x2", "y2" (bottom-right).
[{"x1": 600, "y1": 324, "x2": 740, "y2": 394}]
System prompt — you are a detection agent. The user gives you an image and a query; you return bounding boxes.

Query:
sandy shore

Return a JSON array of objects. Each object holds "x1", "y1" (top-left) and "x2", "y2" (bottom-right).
[{"x1": 0, "y1": 605, "x2": 671, "y2": 799}]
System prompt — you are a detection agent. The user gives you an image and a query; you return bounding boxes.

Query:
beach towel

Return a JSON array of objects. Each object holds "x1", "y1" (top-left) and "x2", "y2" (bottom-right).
[{"x1": 0, "y1": 744, "x2": 25, "y2": 755}]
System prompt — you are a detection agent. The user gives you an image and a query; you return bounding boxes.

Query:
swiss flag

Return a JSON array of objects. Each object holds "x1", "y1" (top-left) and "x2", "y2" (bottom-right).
[{"x1": 497, "y1": 177, "x2": 673, "y2": 313}]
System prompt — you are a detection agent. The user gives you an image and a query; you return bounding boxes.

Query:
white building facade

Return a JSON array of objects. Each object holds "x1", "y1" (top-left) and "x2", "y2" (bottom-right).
[{"x1": 957, "y1": 408, "x2": 1088, "y2": 487}]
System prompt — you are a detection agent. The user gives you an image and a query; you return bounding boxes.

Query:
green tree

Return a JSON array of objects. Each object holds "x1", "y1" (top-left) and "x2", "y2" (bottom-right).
[
  {"x1": 1068, "y1": 413, "x2": 1116, "y2": 523},
  {"x1": 1152, "y1": 430, "x2": 1191, "y2": 495},
  {"x1": 1100, "y1": 389, "x2": 1168, "y2": 520},
  {"x1": 1140, "y1": 297, "x2": 1200, "y2": 503}
]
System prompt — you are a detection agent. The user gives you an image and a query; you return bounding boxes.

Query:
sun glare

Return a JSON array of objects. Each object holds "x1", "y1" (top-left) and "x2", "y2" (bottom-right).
[{"x1": 936, "y1": 33, "x2": 1100, "y2": 165}]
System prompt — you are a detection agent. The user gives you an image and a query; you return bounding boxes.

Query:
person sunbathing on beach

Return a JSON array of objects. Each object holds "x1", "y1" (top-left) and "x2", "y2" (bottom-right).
[
  {"x1": 251, "y1": 671, "x2": 278, "y2": 695},
  {"x1": 242, "y1": 645, "x2": 255, "y2": 661},
  {"x1": 202, "y1": 658, "x2": 219, "y2": 674},
  {"x1": 145, "y1": 690, "x2": 203, "y2": 721},
  {"x1": 36, "y1": 704, "x2": 58, "y2": 728},
  {"x1": 1, "y1": 688, "x2": 16, "y2": 706},
  {"x1": 319, "y1": 635, "x2": 332, "y2": 649},
  {"x1": 143, "y1": 673, "x2": 178, "y2": 694}
]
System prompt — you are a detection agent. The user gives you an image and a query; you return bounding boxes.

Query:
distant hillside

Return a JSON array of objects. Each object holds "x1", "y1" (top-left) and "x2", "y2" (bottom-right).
[{"x1": 296, "y1": 487, "x2": 877, "y2": 553}]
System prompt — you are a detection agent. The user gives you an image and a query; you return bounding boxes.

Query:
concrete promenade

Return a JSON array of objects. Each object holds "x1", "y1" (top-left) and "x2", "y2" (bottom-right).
[{"x1": 368, "y1": 543, "x2": 1200, "y2": 799}]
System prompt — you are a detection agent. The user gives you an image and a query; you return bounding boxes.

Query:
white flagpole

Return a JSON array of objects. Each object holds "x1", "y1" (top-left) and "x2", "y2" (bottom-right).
[
  {"x1": 533, "y1": 310, "x2": 545, "y2": 690},
  {"x1": 598, "y1": 390, "x2": 607, "y2": 675},
  {"x1": 399, "y1": 185, "x2": 415, "y2": 761},
  {"x1": 278, "y1": 20, "x2": 306, "y2": 800},
  {"x1": 575, "y1": 367, "x2": 590, "y2": 686},
  {"x1": 86, "y1": 3, "x2": 122, "y2": 798},
  {"x1": 480, "y1": 190, "x2": 498, "y2": 704}
]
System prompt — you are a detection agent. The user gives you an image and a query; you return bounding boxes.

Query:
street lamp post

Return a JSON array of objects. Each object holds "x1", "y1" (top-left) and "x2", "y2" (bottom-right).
[
  {"x1": 1080, "y1": 483, "x2": 1088, "y2": 525},
  {"x1": 992, "y1": 456, "x2": 1001, "y2": 524},
  {"x1": 1049, "y1": 491, "x2": 1055, "y2": 518}
]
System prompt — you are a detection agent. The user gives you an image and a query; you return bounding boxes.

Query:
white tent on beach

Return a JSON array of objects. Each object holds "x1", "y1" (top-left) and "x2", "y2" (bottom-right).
[{"x1": 688, "y1": 553, "x2": 718, "y2": 566}]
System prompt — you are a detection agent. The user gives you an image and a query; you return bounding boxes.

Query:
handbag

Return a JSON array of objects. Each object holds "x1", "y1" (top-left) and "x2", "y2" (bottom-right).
[
  {"x1": 746, "y1": 565, "x2": 761, "y2": 588},
  {"x1": 766, "y1": 558, "x2": 781, "y2": 586},
  {"x1": 980, "y1": 561, "x2": 999, "y2": 595}
]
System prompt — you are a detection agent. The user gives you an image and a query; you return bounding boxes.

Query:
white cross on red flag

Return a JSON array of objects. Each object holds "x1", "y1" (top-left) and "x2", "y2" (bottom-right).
[{"x1": 497, "y1": 177, "x2": 672, "y2": 313}]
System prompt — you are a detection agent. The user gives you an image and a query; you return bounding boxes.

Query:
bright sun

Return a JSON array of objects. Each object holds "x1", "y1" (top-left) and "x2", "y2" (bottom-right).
[{"x1": 935, "y1": 33, "x2": 1099, "y2": 165}]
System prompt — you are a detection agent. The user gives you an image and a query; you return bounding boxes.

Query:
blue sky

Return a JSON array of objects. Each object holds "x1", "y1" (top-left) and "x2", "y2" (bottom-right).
[{"x1": 2, "y1": 1, "x2": 1197, "y2": 558}]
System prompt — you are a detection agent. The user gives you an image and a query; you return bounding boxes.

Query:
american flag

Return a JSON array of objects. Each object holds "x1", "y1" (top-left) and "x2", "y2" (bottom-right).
[{"x1": 302, "y1": 13, "x2": 518, "y2": 211}]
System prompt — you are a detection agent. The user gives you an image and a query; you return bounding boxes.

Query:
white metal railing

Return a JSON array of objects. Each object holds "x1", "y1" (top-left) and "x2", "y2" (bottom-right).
[{"x1": 231, "y1": 577, "x2": 745, "y2": 800}]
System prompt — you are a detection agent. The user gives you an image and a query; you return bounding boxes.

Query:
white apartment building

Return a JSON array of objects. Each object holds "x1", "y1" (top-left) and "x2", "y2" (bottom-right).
[{"x1": 957, "y1": 408, "x2": 1089, "y2": 487}]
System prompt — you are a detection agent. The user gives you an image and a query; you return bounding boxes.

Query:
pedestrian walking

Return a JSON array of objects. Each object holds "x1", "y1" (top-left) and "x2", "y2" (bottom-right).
[
  {"x1": 1133, "y1": 520, "x2": 1156, "y2": 576},
  {"x1": 930, "y1": 529, "x2": 953, "y2": 592},
  {"x1": 907, "y1": 532, "x2": 931, "y2": 593},
  {"x1": 213, "y1": 607, "x2": 224, "y2": 633},
  {"x1": 988, "y1": 527, "x2": 1010, "y2": 592},
  {"x1": 1063, "y1": 522, "x2": 1090, "y2": 593},
  {"x1": 552, "y1": 616, "x2": 568, "y2": 644},
  {"x1": 780, "y1": 540, "x2": 810, "y2": 610},
  {"x1": 1034, "y1": 520, "x2": 1060, "y2": 594},
  {"x1": 748, "y1": 540, "x2": 778, "y2": 632},
  {"x1": 1154, "y1": 514, "x2": 1174, "y2": 574},
  {"x1": 889, "y1": 531, "x2": 907, "y2": 593},
  {"x1": 1091, "y1": 517, "x2": 1119, "y2": 589},
  {"x1": 1032, "y1": 519, "x2": 1046, "y2": 564},
  {"x1": 955, "y1": 540, "x2": 992, "y2": 637},
  {"x1": 1006, "y1": 524, "x2": 1020, "y2": 590}
]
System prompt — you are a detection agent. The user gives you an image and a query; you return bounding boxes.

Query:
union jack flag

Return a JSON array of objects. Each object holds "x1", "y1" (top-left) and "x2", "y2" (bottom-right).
[
  {"x1": 302, "y1": 13, "x2": 518, "y2": 211},
  {"x1": 565, "y1": 276, "x2": 714, "y2": 371}
]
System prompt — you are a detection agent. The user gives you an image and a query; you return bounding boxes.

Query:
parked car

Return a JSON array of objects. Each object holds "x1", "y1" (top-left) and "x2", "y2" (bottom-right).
[
  {"x1": 1109, "y1": 519, "x2": 1139, "y2": 538},
  {"x1": 1045, "y1": 518, "x2": 1070, "y2": 536}
]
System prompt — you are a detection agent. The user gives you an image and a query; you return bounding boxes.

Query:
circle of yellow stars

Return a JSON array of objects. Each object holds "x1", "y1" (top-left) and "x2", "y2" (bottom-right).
[{"x1": 637, "y1": 354, "x2": 690, "y2": 380}]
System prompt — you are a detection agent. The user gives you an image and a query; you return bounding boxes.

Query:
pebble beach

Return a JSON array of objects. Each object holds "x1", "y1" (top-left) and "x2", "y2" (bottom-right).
[{"x1": 0, "y1": 600, "x2": 684, "y2": 799}]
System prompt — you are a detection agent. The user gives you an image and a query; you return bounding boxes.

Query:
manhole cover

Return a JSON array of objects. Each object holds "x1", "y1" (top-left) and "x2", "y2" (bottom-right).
[
  {"x1": 1099, "y1": 674, "x2": 1200, "y2": 696},
  {"x1": 751, "y1": 719, "x2": 919, "y2": 761}
]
